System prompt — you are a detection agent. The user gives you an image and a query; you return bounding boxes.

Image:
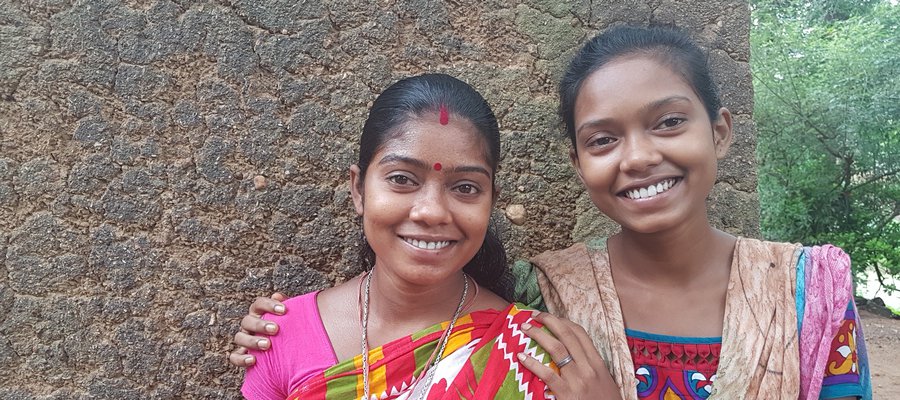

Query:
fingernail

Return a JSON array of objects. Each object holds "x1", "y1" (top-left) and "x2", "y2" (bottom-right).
[
  {"x1": 274, "y1": 304, "x2": 285, "y2": 314},
  {"x1": 522, "y1": 322, "x2": 532, "y2": 330},
  {"x1": 258, "y1": 339, "x2": 270, "y2": 349},
  {"x1": 532, "y1": 311, "x2": 541, "y2": 317},
  {"x1": 517, "y1": 353, "x2": 526, "y2": 361},
  {"x1": 244, "y1": 355, "x2": 255, "y2": 364},
  {"x1": 265, "y1": 324, "x2": 277, "y2": 333}
]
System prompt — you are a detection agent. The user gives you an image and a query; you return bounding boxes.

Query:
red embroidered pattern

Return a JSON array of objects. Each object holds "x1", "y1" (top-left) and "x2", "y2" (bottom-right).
[
  {"x1": 629, "y1": 337, "x2": 721, "y2": 371},
  {"x1": 628, "y1": 333, "x2": 720, "y2": 399}
]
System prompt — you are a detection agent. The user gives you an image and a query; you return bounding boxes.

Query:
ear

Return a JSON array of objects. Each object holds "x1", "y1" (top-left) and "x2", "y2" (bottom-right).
[
  {"x1": 712, "y1": 107, "x2": 734, "y2": 159},
  {"x1": 349, "y1": 164, "x2": 365, "y2": 216},
  {"x1": 569, "y1": 147, "x2": 587, "y2": 185}
]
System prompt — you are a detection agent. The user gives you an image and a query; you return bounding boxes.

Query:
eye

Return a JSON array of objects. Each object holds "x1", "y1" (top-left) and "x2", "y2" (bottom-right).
[
  {"x1": 655, "y1": 116, "x2": 686, "y2": 130},
  {"x1": 387, "y1": 174, "x2": 417, "y2": 186},
  {"x1": 454, "y1": 183, "x2": 481, "y2": 195},
  {"x1": 587, "y1": 136, "x2": 617, "y2": 148}
]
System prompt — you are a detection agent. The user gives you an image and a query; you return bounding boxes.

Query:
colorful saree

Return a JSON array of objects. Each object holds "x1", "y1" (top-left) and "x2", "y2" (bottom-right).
[{"x1": 287, "y1": 304, "x2": 556, "y2": 400}]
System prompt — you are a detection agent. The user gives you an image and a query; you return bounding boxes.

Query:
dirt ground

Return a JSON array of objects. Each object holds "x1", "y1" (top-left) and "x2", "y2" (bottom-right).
[{"x1": 860, "y1": 309, "x2": 900, "y2": 398}]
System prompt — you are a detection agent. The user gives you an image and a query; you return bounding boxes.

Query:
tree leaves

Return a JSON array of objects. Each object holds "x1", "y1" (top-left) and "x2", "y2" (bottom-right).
[{"x1": 752, "y1": 0, "x2": 900, "y2": 285}]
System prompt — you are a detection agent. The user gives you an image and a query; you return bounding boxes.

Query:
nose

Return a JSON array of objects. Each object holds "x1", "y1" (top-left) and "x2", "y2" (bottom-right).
[
  {"x1": 409, "y1": 183, "x2": 452, "y2": 225},
  {"x1": 619, "y1": 132, "x2": 662, "y2": 173}
]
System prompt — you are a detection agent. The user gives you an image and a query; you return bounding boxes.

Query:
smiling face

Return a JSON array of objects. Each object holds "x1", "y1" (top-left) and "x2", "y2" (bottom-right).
[
  {"x1": 570, "y1": 56, "x2": 732, "y2": 234},
  {"x1": 350, "y1": 114, "x2": 495, "y2": 286}
]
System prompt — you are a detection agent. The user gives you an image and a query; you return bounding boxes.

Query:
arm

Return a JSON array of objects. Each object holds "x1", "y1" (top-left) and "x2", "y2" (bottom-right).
[{"x1": 229, "y1": 293, "x2": 287, "y2": 367}]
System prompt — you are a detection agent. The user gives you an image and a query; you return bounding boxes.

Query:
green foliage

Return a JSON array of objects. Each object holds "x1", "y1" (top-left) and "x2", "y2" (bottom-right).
[
  {"x1": 751, "y1": 0, "x2": 900, "y2": 286},
  {"x1": 888, "y1": 305, "x2": 900, "y2": 317}
]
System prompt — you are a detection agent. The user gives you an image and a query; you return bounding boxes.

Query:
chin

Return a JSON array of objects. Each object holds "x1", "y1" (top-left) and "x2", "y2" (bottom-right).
[
  {"x1": 618, "y1": 219, "x2": 681, "y2": 235},
  {"x1": 403, "y1": 265, "x2": 465, "y2": 284}
]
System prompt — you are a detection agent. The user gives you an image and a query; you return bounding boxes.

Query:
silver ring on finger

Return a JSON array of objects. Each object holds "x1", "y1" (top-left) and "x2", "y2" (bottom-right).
[{"x1": 556, "y1": 354, "x2": 574, "y2": 368}]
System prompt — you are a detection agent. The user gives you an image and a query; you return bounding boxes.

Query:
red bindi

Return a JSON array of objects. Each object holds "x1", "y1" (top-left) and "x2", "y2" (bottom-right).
[
  {"x1": 433, "y1": 162, "x2": 442, "y2": 171},
  {"x1": 439, "y1": 104, "x2": 449, "y2": 125}
]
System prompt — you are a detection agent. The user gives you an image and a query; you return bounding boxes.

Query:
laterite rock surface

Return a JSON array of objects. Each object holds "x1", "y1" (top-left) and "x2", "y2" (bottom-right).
[{"x1": 0, "y1": 0, "x2": 755, "y2": 397}]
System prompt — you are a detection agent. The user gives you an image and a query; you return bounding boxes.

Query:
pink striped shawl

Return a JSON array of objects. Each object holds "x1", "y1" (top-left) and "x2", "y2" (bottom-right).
[{"x1": 799, "y1": 245, "x2": 854, "y2": 400}]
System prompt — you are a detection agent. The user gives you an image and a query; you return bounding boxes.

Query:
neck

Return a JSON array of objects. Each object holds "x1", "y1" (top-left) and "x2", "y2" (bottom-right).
[
  {"x1": 612, "y1": 217, "x2": 735, "y2": 284},
  {"x1": 365, "y1": 266, "x2": 468, "y2": 327}
]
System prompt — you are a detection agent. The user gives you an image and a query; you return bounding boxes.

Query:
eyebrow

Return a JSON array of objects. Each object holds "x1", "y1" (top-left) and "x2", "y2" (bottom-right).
[
  {"x1": 641, "y1": 95, "x2": 692, "y2": 114},
  {"x1": 378, "y1": 154, "x2": 429, "y2": 169},
  {"x1": 450, "y1": 165, "x2": 492, "y2": 179},
  {"x1": 377, "y1": 154, "x2": 492, "y2": 179},
  {"x1": 575, "y1": 95, "x2": 693, "y2": 136}
]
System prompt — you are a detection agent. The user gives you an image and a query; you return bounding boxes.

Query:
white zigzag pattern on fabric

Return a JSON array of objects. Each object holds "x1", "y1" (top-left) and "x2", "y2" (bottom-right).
[{"x1": 494, "y1": 313, "x2": 550, "y2": 400}]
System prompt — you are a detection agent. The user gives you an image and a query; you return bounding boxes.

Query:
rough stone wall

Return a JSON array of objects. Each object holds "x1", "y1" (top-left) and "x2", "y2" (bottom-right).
[{"x1": 0, "y1": 0, "x2": 756, "y2": 398}]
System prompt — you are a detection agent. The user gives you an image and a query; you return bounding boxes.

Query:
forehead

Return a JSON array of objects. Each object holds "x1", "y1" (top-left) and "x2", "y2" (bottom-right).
[
  {"x1": 374, "y1": 117, "x2": 492, "y2": 167},
  {"x1": 575, "y1": 56, "x2": 702, "y2": 118}
]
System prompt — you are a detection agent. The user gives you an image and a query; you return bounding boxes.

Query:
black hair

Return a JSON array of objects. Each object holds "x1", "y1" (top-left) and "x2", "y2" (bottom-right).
[
  {"x1": 355, "y1": 73, "x2": 513, "y2": 301},
  {"x1": 559, "y1": 25, "x2": 722, "y2": 148}
]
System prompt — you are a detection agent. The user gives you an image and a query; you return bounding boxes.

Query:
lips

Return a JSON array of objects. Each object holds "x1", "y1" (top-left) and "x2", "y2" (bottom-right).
[
  {"x1": 401, "y1": 236, "x2": 453, "y2": 250},
  {"x1": 620, "y1": 178, "x2": 681, "y2": 200}
]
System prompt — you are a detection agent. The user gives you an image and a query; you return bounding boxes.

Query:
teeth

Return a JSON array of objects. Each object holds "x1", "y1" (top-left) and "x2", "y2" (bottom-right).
[
  {"x1": 625, "y1": 178, "x2": 678, "y2": 200},
  {"x1": 404, "y1": 238, "x2": 451, "y2": 250}
]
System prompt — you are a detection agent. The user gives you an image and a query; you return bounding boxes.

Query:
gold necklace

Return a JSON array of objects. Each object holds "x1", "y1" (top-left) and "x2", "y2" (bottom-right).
[{"x1": 358, "y1": 270, "x2": 469, "y2": 400}]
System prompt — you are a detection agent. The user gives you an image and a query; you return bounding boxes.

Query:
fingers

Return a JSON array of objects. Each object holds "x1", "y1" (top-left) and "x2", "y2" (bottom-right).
[
  {"x1": 271, "y1": 292, "x2": 287, "y2": 302},
  {"x1": 572, "y1": 323, "x2": 607, "y2": 367},
  {"x1": 234, "y1": 330, "x2": 271, "y2": 350},
  {"x1": 249, "y1": 295, "x2": 286, "y2": 317},
  {"x1": 230, "y1": 292, "x2": 287, "y2": 369},
  {"x1": 522, "y1": 319, "x2": 576, "y2": 368},
  {"x1": 241, "y1": 313, "x2": 279, "y2": 336},
  {"x1": 516, "y1": 352, "x2": 565, "y2": 390},
  {"x1": 539, "y1": 313, "x2": 608, "y2": 371},
  {"x1": 228, "y1": 346, "x2": 256, "y2": 367},
  {"x1": 525, "y1": 312, "x2": 623, "y2": 400},
  {"x1": 537, "y1": 312, "x2": 605, "y2": 366},
  {"x1": 530, "y1": 311, "x2": 576, "y2": 342},
  {"x1": 529, "y1": 312, "x2": 588, "y2": 365}
]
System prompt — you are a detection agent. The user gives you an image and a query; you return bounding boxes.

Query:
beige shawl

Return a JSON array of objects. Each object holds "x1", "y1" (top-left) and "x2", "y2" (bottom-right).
[{"x1": 530, "y1": 237, "x2": 802, "y2": 400}]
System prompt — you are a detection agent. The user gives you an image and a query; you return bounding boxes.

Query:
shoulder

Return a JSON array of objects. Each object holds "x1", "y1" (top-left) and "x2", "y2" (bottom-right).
[
  {"x1": 800, "y1": 244, "x2": 852, "y2": 268},
  {"x1": 733, "y1": 237, "x2": 804, "y2": 277},
  {"x1": 473, "y1": 286, "x2": 513, "y2": 311},
  {"x1": 796, "y1": 243, "x2": 853, "y2": 297},
  {"x1": 265, "y1": 291, "x2": 322, "y2": 326},
  {"x1": 243, "y1": 290, "x2": 336, "y2": 398},
  {"x1": 734, "y1": 237, "x2": 852, "y2": 281},
  {"x1": 527, "y1": 240, "x2": 608, "y2": 316},
  {"x1": 257, "y1": 290, "x2": 334, "y2": 359},
  {"x1": 281, "y1": 291, "x2": 320, "y2": 310},
  {"x1": 791, "y1": 243, "x2": 852, "y2": 284},
  {"x1": 735, "y1": 236, "x2": 803, "y2": 259}
]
